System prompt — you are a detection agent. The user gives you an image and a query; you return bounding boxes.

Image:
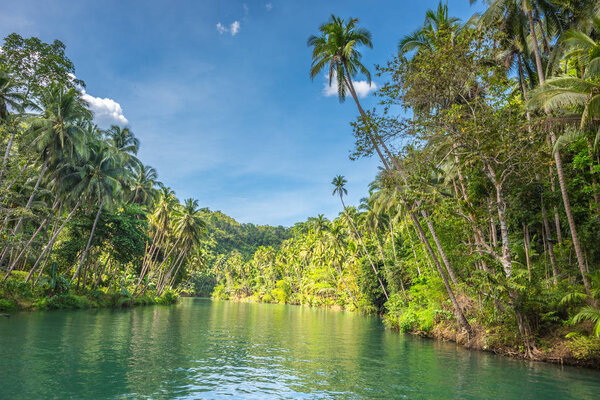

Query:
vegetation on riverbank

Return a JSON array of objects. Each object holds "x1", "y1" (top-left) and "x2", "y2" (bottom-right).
[
  {"x1": 205, "y1": 1, "x2": 600, "y2": 367},
  {"x1": 0, "y1": 271, "x2": 177, "y2": 312}
]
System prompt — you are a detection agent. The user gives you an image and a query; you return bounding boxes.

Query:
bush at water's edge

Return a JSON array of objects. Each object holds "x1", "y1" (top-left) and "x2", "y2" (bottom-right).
[{"x1": 0, "y1": 271, "x2": 178, "y2": 312}]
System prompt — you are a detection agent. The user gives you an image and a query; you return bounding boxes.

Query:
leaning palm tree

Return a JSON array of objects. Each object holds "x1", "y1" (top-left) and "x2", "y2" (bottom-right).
[
  {"x1": 311, "y1": 16, "x2": 471, "y2": 333},
  {"x1": 158, "y1": 198, "x2": 206, "y2": 294},
  {"x1": 332, "y1": 175, "x2": 388, "y2": 300}
]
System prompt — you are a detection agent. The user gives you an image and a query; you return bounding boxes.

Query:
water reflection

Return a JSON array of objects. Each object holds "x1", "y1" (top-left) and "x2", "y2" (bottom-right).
[{"x1": 1, "y1": 298, "x2": 599, "y2": 399}]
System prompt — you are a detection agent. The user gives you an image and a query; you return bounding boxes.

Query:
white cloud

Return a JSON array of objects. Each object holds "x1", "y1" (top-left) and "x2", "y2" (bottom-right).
[
  {"x1": 81, "y1": 90, "x2": 129, "y2": 127},
  {"x1": 266, "y1": 3, "x2": 273, "y2": 11},
  {"x1": 216, "y1": 22, "x2": 227, "y2": 35},
  {"x1": 230, "y1": 21, "x2": 240, "y2": 36},
  {"x1": 322, "y1": 72, "x2": 377, "y2": 98},
  {"x1": 216, "y1": 20, "x2": 241, "y2": 36}
]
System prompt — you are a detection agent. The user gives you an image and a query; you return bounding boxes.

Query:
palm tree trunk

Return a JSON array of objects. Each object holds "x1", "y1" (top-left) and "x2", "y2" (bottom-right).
[
  {"x1": 409, "y1": 212, "x2": 472, "y2": 334},
  {"x1": 523, "y1": 224, "x2": 531, "y2": 281},
  {"x1": 549, "y1": 132, "x2": 592, "y2": 295},
  {"x1": 4, "y1": 218, "x2": 48, "y2": 278},
  {"x1": 527, "y1": 10, "x2": 545, "y2": 85},
  {"x1": 541, "y1": 200, "x2": 559, "y2": 283},
  {"x1": 421, "y1": 209, "x2": 459, "y2": 285},
  {"x1": 72, "y1": 198, "x2": 104, "y2": 283},
  {"x1": 11, "y1": 159, "x2": 49, "y2": 235},
  {"x1": 23, "y1": 199, "x2": 82, "y2": 283},
  {"x1": 0, "y1": 126, "x2": 16, "y2": 185},
  {"x1": 340, "y1": 195, "x2": 389, "y2": 300}
]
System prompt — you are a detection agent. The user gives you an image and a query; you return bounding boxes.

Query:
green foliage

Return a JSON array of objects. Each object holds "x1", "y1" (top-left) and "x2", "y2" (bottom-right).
[
  {"x1": 0, "y1": 298, "x2": 17, "y2": 311},
  {"x1": 567, "y1": 334, "x2": 600, "y2": 360},
  {"x1": 33, "y1": 294, "x2": 95, "y2": 310},
  {"x1": 272, "y1": 279, "x2": 291, "y2": 304}
]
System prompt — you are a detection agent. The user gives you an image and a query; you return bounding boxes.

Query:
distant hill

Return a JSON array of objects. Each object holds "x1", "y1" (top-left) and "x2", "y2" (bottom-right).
[{"x1": 200, "y1": 208, "x2": 292, "y2": 265}]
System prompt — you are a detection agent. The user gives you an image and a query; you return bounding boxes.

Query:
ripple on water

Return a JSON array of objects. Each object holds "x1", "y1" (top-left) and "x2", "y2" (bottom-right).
[{"x1": 1, "y1": 299, "x2": 600, "y2": 399}]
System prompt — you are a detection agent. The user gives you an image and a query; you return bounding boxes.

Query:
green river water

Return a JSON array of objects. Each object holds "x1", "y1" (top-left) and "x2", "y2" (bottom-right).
[{"x1": 1, "y1": 298, "x2": 599, "y2": 399}]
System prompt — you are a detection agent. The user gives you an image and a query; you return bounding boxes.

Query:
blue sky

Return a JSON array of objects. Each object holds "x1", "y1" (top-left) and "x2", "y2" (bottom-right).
[{"x1": 1, "y1": 0, "x2": 482, "y2": 226}]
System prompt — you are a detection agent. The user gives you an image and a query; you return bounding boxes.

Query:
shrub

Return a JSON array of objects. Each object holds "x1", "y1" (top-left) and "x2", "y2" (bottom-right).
[
  {"x1": 212, "y1": 284, "x2": 228, "y2": 300},
  {"x1": 567, "y1": 334, "x2": 600, "y2": 360},
  {"x1": 34, "y1": 294, "x2": 95, "y2": 310},
  {"x1": 0, "y1": 298, "x2": 18, "y2": 312},
  {"x1": 272, "y1": 280, "x2": 291, "y2": 304}
]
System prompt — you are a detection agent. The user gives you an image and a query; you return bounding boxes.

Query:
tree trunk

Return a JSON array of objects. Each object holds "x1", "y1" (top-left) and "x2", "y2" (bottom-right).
[
  {"x1": 24, "y1": 199, "x2": 81, "y2": 283},
  {"x1": 72, "y1": 199, "x2": 104, "y2": 283},
  {"x1": 341, "y1": 195, "x2": 389, "y2": 300},
  {"x1": 11, "y1": 159, "x2": 49, "y2": 236},
  {"x1": 527, "y1": 10, "x2": 545, "y2": 85},
  {"x1": 410, "y1": 212, "x2": 472, "y2": 334},
  {"x1": 421, "y1": 209, "x2": 459, "y2": 285},
  {"x1": 541, "y1": 200, "x2": 559, "y2": 283},
  {"x1": 0, "y1": 127, "x2": 16, "y2": 185},
  {"x1": 549, "y1": 132, "x2": 591, "y2": 295},
  {"x1": 523, "y1": 224, "x2": 531, "y2": 281}
]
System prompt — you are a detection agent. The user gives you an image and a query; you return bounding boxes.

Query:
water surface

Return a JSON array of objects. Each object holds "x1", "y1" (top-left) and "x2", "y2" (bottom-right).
[{"x1": 1, "y1": 298, "x2": 599, "y2": 399}]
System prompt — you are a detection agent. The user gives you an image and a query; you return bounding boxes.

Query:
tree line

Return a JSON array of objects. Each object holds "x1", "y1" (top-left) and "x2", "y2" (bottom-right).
[{"x1": 0, "y1": 33, "x2": 206, "y2": 308}]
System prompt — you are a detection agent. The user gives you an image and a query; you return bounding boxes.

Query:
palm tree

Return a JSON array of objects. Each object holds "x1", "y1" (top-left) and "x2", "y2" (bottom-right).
[
  {"x1": 28, "y1": 84, "x2": 91, "y2": 165},
  {"x1": 398, "y1": 1, "x2": 461, "y2": 56},
  {"x1": 70, "y1": 138, "x2": 125, "y2": 284},
  {"x1": 332, "y1": 175, "x2": 388, "y2": 300},
  {"x1": 104, "y1": 125, "x2": 140, "y2": 168},
  {"x1": 158, "y1": 198, "x2": 206, "y2": 294},
  {"x1": 2, "y1": 84, "x2": 91, "y2": 263},
  {"x1": 129, "y1": 164, "x2": 160, "y2": 207},
  {"x1": 0, "y1": 69, "x2": 26, "y2": 120}
]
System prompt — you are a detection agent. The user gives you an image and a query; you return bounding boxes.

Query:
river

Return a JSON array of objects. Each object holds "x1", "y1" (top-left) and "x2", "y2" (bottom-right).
[{"x1": 1, "y1": 298, "x2": 599, "y2": 399}]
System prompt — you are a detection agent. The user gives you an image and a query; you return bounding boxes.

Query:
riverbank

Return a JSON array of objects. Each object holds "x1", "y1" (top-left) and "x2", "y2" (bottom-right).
[
  {"x1": 214, "y1": 293, "x2": 600, "y2": 370},
  {"x1": 0, "y1": 271, "x2": 178, "y2": 313}
]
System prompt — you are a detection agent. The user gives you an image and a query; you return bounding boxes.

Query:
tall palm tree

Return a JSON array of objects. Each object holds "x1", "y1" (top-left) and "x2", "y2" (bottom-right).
[
  {"x1": 332, "y1": 175, "x2": 388, "y2": 300},
  {"x1": 311, "y1": 16, "x2": 471, "y2": 333}
]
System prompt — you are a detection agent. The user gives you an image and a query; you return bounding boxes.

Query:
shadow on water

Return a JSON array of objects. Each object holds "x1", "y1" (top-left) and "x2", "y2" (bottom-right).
[{"x1": 1, "y1": 298, "x2": 599, "y2": 399}]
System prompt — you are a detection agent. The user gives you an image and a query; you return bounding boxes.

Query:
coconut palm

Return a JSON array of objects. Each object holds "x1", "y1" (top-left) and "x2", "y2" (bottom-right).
[
  {"x1": 104, "y1": 125, "x2": 140, "y2": 168},
  {"x1": 70, "y1": 138, "x2": 125, "y2": 284},
  {"x1": 308, "y1": 15, "x2": 373, "y2": 110},
  {"x1": 398, "y1": 1, "x2": 462, "y2": 56},
  {"x1": 332, "y1": 175, "x2": 388, "y2": 300},
  {"x1": 129, "y1": 163, "x2": 160, "y2": 207},
  {"x1": 158, "y1": 198, "x2": 206, "y2": 294}
]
